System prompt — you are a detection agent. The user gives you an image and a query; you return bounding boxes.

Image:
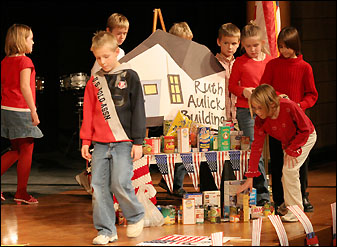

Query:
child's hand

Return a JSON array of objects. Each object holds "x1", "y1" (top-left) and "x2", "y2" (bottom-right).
[
  {"x1": 243, "y1": 87, "x2": 255, "y2": 99},
  {"x1": 237, "y1": 177, "x2": 253, "y2": 195},
  {"x1": 284, "y1": 153, "x2": 298, "y2": 169},
  {"x1": 31, "y1": 111, "x2": 40, "y2": 126},
  {"x1": 81, "y1": 145, "x2": 92, "y2": 161},
  {"x1": 279, "y1": 94, "x2": 289, "y2": 99},
  {"x1": 131, "y1": 145, "x2": 143, "y2": 162}
]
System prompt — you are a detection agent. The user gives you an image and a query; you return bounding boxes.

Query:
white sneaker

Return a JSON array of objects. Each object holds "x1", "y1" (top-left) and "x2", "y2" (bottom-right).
[
  {"x1": 92, "y1": 234, "x2": 118, "y2": 245},
  {"x1": 281, "y1": 212, "x2": 298, "y2": 222},
  {"x1": 126, "y1": 218, "x2": 144, "y2": 238}
]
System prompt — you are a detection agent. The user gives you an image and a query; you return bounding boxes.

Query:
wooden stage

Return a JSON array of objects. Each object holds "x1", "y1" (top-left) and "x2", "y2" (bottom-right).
[{"x1": 1, "y1": 161, "x2": 335, "y2": 246}]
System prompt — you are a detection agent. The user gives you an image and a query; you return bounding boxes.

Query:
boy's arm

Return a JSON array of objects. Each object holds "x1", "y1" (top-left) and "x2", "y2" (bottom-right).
[
  {"x1": 228, "y1": 60, "x2": 245, "y2": 97},
  {"x1": 129, "y1": 70, "x2": 146, "y2": 145},
  {"x1": 80, "y1": 76, "x2": 95, "y2": 147}
]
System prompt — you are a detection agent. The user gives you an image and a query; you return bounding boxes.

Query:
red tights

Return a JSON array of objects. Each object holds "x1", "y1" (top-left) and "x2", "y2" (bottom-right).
[{"x1": 1, "y1": 138, "x2": 34, "y2": 200}]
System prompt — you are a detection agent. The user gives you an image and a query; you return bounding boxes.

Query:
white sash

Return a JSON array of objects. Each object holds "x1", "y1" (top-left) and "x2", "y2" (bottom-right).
[{"x1": 92, "y1": 63, "x2": 131, "y2": 141}]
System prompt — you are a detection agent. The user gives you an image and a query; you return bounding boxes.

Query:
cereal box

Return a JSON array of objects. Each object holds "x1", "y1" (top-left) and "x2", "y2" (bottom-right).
[
  {"x1": 197, "y1": 127, "x2": 211, "y2": 152},
  {"x1": 177, "y1": 127, "x2": 190, "y2": 153},
  {"x1": 182, "y1": 198, "x2": 196, "y2": 224},
  {"x1": 218, "y1": 126, "x2": 230, "y2": 151}
]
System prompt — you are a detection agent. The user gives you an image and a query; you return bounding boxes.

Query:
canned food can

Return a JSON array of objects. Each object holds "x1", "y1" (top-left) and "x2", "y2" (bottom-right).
[
  {"x1": 161, "y1": 205, "x2": 176, "y2": 225},
  {"x1": 118, "y1": 208, "x2": 127, "y2": 226},
  {"x1": 195, "y1": 206, "x2": 204, "y2": 224},
  {"x1": 210, "y1": 206, "x2": 221, "y2": 223}
]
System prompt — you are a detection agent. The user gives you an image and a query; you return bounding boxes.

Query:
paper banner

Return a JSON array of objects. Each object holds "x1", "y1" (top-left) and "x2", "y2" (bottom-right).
[
  {"x1": 268, "y1": 215, "x2": 289, "y2": 246},
  {"x1": 155, "y1": 154, "x2": 176, "y2": 193},
  {"x1": 204, "y1": 151, "x2": 225, "y2": 190},
  {"x1": 287, "y1": 205, "x2": 319, "y2": 246},
  {"x1": 229, "y1": 150, "x2": 248, "y2": 180},
  {"x1": 180, "y1": 152, "x2": 201, "y2": 191}
]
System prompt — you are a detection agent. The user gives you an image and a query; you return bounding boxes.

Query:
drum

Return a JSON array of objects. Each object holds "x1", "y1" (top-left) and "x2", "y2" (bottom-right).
[
  {"x1": 69, "y1": 72, "x2": 89, "y2": 90},
  {"x1": 36, "y1": 76, "x2": 45, "y2": 91},
  {"x1": 59, "y1": 75, "x2": 71, "y2": 91}
]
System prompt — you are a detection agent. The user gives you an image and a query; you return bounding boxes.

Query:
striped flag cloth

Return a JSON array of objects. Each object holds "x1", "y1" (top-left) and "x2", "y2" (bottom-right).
[
  {"x1": 180, "y1": 152, "x2": 201, "y2": 191},
  {"x1": 137, "y1": 234, "x2": 211, "y2": 245},
  {"x1": 229, "y1": 150, "x2": 248, "y2": 180},
  {"x1": 252, "y1": 218, "x2": 263, "y2": 246},
  {"x1": 155, "y1": 154, "x2": 175, "y2": 193},
  {"x1": 255, "y1": 1, "x2": 281, "y2": 58},
  {"x1": 268, "y1": 215, "x2": 289, "y2": 246},
  {"x1": 331, "y1": 202, "x2": 336, "y2": 246},
  {"x1": 204, "y1": 151, "x2": 225, "y2": 190}
]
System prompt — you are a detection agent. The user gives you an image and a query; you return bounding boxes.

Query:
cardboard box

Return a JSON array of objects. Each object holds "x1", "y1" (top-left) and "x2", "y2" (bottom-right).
[
  {"x1": 223, "y1": 180, "x2": 246, "y2": 221},
  {"x1": 177, "y1": 128, "x2": 190, "y2": 153},
  {"x1": 230, "y1": 131, "x2": 243, "y2": 150},
  {"x1": 197, "y1": 127, "x2": 211, "y2": 152},
  {"x1": 202, "y1": 191, "x2": 220, "y2": 207},
  {"x1": 218, "y1": 126, "x2": 230, "y2": 151},
  {"x1": 182, "y1": 198, "x2": 196, "y2": 224},
  {"x1": 183, "y1": 193, "x2": 203, "y2": 207}
]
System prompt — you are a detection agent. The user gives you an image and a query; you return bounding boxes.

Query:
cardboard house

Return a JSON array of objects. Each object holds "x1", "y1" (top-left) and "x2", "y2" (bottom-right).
[{"x1": 119, "y1": 30, "x2": 227, "y2": 129}]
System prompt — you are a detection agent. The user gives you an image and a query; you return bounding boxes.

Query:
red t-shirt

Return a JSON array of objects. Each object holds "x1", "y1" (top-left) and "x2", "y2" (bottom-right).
[
  {"x1": 228, "y1": 53, "x2": 273, "y2": 108},
  {"x1": 1, "y1": 56, "x2": 36, "y2": 109},
  {"x1": 245, "y1": 98, "x2": 315, "y2": 177}
]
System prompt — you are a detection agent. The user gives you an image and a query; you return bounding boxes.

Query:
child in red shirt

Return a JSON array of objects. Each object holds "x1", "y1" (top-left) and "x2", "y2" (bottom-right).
[
  {"x1": 1, "y1": 24, "x2": 43, "y2": 204},
  {"x1": 228, "y1": 22, "x2": 272, "y2": 205},
  {"x1": 260, "y1": 26, "x2": 318, "y2": 212},
  {"x1": 237, "y1": 84, "x2": 317, "y2": 222}
]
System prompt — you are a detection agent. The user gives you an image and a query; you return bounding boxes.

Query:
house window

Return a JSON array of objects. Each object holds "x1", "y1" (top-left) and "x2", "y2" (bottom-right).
[
  {"x1": 167, "y1": 74, "x2": 183, "y2": 104},
  {"x1": 143, "y1": 84, "x2": 158, "y2": 95}
]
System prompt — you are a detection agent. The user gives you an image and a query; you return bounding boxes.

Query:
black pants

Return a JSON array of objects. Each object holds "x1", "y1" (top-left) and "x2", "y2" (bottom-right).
[{"x1": 269, "y1": 136, "x2": 309, "y2": 207}]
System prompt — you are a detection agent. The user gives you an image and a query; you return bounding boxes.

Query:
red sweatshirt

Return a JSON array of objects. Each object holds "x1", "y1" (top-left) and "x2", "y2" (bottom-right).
[
  {"x1": 245, "y1": 98, "x2": 315, "y2": 177},
  {"x1": 228, "y1": 53, "x2": 272, "y2": 108},
  {"x1": 260, "y1": 55, "x2": 318, "y2": 111}
]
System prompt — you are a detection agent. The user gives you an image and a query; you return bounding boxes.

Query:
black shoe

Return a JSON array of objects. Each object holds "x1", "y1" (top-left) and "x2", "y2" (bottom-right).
[
  {"x1": 158, "y1": 179, "x2": 170, "y2": 193},
  {"x1": 257, "y1": 199, "x2": 269, "y2": 206},
  {"x1": 172, "y1": 188, "x2": 187, "y2": 198},
  {"x1": 303, "y1": 196, "x2": 314, "y2": 212}
]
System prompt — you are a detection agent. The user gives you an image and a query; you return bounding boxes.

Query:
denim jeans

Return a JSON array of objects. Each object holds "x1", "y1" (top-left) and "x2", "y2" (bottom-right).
[
  {"x1": 236, "y1": 107, "x2": 270, "y2": 202},
  {"x1": 173, "y1": 163, "x2": 187, "y2": 191},
  {"x1": 91, "y1": 141, "x2": 144, "y2": 237}
]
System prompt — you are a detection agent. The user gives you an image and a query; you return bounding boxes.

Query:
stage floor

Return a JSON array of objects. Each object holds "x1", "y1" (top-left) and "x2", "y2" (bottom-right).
[{"x1": 1, "y1": 150, "x2": 336, "y2": 246}]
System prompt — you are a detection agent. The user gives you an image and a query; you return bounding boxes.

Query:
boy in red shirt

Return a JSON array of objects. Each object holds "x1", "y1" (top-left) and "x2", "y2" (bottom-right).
[{"x1": 80, "y1": 31, "x2": 145, "y2": 244}]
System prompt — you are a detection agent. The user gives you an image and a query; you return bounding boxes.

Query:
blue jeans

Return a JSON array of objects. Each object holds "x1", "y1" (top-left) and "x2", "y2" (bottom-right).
[
  {"x1": 236, "y1": 108, "x2": 270, "y2": 202},
  {"x1": 173, "y1": 163, "x2": 187, "y2": 190},
  {"x1": 91, "y1": 141, "x2": 144, "y2": 237}
]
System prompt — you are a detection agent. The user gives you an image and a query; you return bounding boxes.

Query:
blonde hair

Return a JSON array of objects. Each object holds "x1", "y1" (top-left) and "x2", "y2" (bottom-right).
[
  {"x1": 106, "y1": 13, "x2": 129, "y2": 32},
  {"x1": 249, "y1": 84, "x2": 280, "y2": 118},
  {"x1": 169, "y1": 22, "x2": 193, "y2": 40},
  {"x1": 4, "y1": 24, "x2": 32, "y2": 56},
  {"x1": 241, "y1": 21, "x2": 268, "y2": 54},
  {"x1": 90, "y1": 31, "x2": 118, "y2": 52},
  {"x1": 218, "y1": 23, "x2": 240, "y2": 40}
]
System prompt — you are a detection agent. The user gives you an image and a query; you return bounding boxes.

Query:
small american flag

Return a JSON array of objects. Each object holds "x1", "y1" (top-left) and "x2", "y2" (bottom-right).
[
  {"x1": 155, "y1": 154, "x2": 175, "y2": 193},
  {"x1": 204, "y1": 151, "x2": 225, "y2": 190},
  {"x1": 229, "y1": 150, "x2": 248, "y2": 180},
  {"x1": 180, "y1": 152, "x2": 201, "y2": 191}
]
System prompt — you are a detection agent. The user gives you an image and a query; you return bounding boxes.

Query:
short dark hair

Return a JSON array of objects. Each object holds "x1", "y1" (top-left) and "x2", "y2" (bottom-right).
[{"x1": 277, "y1": 26, "x2": 301, "y2": 55}]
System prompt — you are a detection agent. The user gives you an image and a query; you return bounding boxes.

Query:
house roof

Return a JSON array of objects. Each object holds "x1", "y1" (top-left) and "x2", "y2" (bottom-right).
[{"x1": 119, "y1": 29, "x2": 225, "y2": 81}]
